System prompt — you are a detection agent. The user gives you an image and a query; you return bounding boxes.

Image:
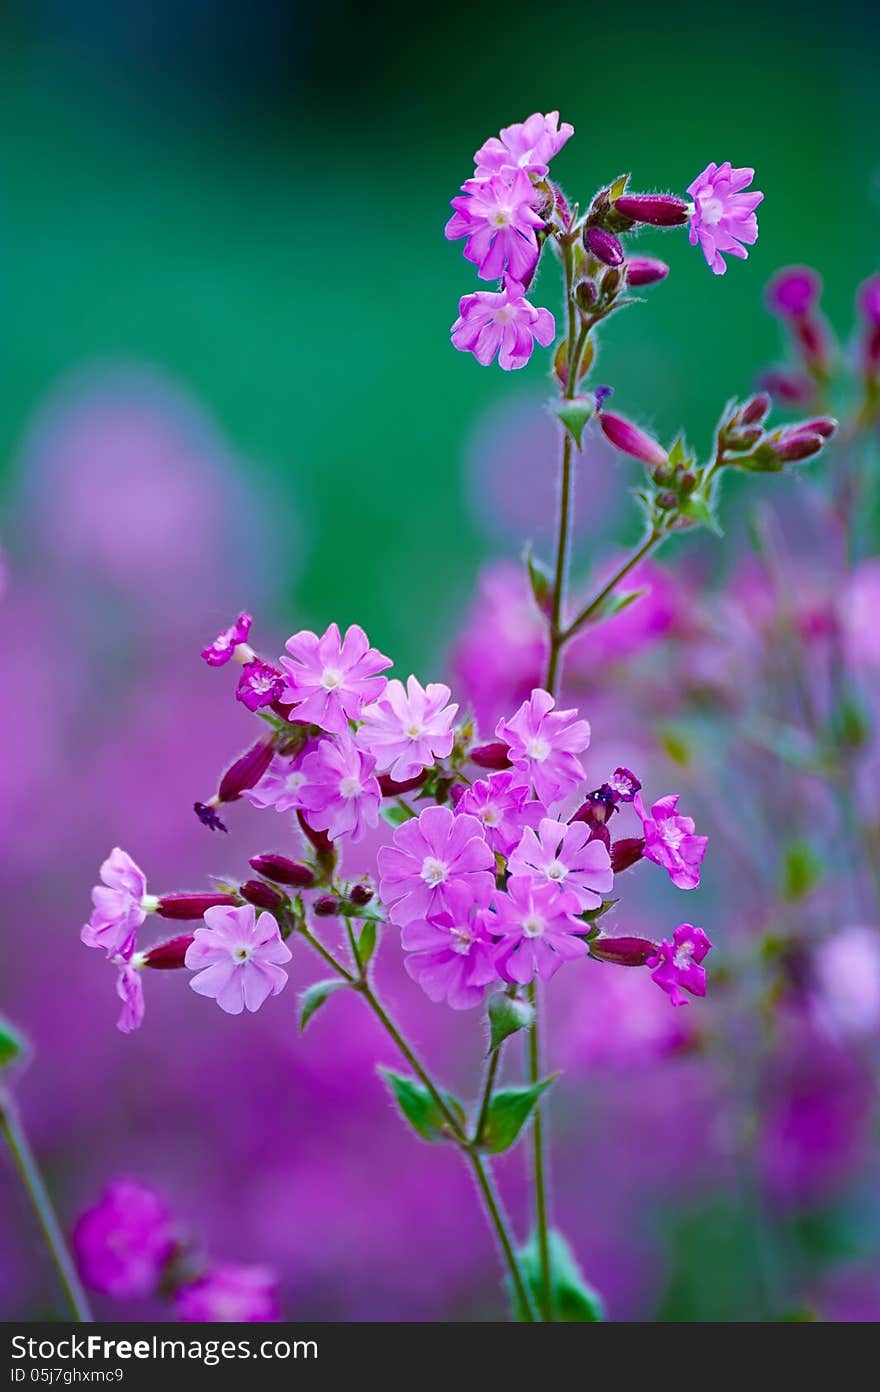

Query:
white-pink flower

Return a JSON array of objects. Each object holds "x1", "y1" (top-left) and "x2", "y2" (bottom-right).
[
  {"x1": 473, "y1": 112, "x2": 574, "y2": 179},
  {"x1": 297, "y1": 734, "x2": 381, "y2": 843},
  {"x1": 279, "y1": 623, "x2": 392, "y2": 736},
  {"x1": 451, "y1": 276, "x2": 555, "y2": 372},
  {"x1": 687, "y1": 162, "x2": 763, "y2": 276},
  {"x1": 358, "y1": 676, "x2": 457, "y2": 782},
  {"x1": 81, "y1": 849, "x2": 154, "y2": 959},
  {"x1": 377, "y1": 804, "x2": 495, "y2": 928},
  {"x1": 446, "y1": 170, "x2": 545, "y2": 283},
  {"x1": 495, "y1": 688, "x2": 590, "y2": 805},
  {"x1": 185, "y1": 904, "x2": 292, "y2": 1016},
  {"x1": 508, "y1": 817, "x2": 613, "y2": 911},
  {"x1": 244, "y1": 752, "x2": 310, "y2": 813}
]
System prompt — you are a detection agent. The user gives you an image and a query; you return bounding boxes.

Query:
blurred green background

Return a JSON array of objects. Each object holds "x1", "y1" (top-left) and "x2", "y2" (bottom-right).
[{"x1": 2, "y1": 0, "x2": 878, "y2": 672}]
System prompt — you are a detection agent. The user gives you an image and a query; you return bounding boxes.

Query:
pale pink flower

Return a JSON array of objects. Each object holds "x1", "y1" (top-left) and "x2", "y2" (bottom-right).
[
  {"x1": 81, "y1": 848, "x2": 154, "y2": 959},
  {"x1": 201, "y1": 612, "x2": 252, "y2": 667},
  {"x1": 244, "y1": 752, "x2": 311, "y2": 813},
  {"x1": 687, "y1": 162, "x2": 763, "y2": 275},
  {"x1": 455, "y1": 771, "x2": 545, "y2": 858},
  {"x1": 473, "y1": 111, "x2": 574, "y2": 179},
  {"x1": 647, "y1": 924, "x2": 712, "y2": 1006},
  {"x1": 279, "y1": 622, "x2": 391, "y2": 735},
  {"x1": 635, "y1": 792, "x2": 708, "y2": 890},
  {"x1": 446, "y1": 170, "x2": 545, "y2": 282},
  {"x1": 114, "y1": 959, "x2": 145, "y2": 1034},
  {"x1": 297, "y1": 733, "x2": 381, "y2": 843},
  {"x1": 490, "y1": 878, "x2": 586, "y2": 983},
  {"x1": 377, "y1": 804, "x2": 495, "y2": 927},
  {"x1": 451, "y1": 276, "x2": 555, "y2": 371},
  {"x1": 508, "y1": 816, "x2": 613, "y2": 911},
  {"x1": 402, "y1": 885, "x2": 501, "y2": 1009},
  {"x1": 174, "y1": 1264, "x2": 281, "y2": 1322},
  {"x1": 185, "y1": 904, "x2": 292, "y2": 1015},
  {"x1": 495, "y1": 688, "x2": 590, "y2": 805},
  {"x1": 358, "y1": 676, "x2": 457, "y2": 781}
]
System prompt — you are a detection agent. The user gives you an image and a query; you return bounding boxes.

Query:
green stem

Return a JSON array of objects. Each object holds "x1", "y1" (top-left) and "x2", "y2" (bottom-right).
[
  {"x1": 469, "y1": 1151, "x2": 535, "y2": 1321},
  {"x1": 562, "y1": 528, "x2": 662, "y2": 642},
  {"x1": 0, "y1": 1086, "x2": 93, "y2": 1322},
  {"x1": 473, "y1": 1045, "x2": 503, "y2": 1146},
  {"x1": 526, "y1": 981, "x2": 553, "y2": 1320}
]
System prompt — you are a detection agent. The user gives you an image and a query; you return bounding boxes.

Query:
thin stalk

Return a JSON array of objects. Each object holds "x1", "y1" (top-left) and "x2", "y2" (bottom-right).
[
  {"x1": 562, "y1": 528, "x2": 662, "y2": 642},
  {"x1": 473, "y1": 1045, "x2": 503, "y2": 1146},
  {"x1": 526, "y1": 980, "x2": 552, "y2": 1320}
]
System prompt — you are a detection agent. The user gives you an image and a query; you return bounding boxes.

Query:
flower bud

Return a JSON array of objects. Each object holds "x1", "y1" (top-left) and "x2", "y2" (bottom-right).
[
  {"x1": 600, "y1": 266, "x2": 621, "y2": 298},
  {"x1": 625, "y1": 255, "x2": 669, "y2": 287},
  {"x1": 469, "y1": 742, "x2": 513, "y2": 770},
  {"x1": 314, "y1": 895, "x2": 340, "y2": 917},
  {"x1": 613, "y1": 193, "x2": 690, "y2": 227},
  {"x1": 764, "y1": 266, "x2": 821, "y2": 321},
  {"x1": 739, "y1": 392, "x2": 771, "y2": 425},
  {"x1": 156, "y1": 892, "x2": 238, "y2": 920},
  {"x1": 757, "y1": 368, "x2": 815, "y2": 407},
  {"x1": 599, "y1": 411, "x2": 668, "y2": 469},
  {"x1": 575, "y1": 279, "x2": 598, "y2": 313},
  {"x1": 793, "y1": 316, "x2": 831, "y2": 371},
  {"x1": 589, "y1": 934, "x2": 658, "y2": 966},
  {"x1": 793, "y1": 417, "x2": 837, "y2": 440},
  {"x1": 239, "y1": 879, "x2": 287, "y2": 910},
  {"x1": 248, "y1": 854, "x2": 315, "y2": 888},
  {"x1": 377, "y1": 771, "x2": 428, "y2": 797},
  {"x1": 584, "y1": 226, "x2": 625, "y2": 267},
  {"x1": 349, "y1": 883, "x2": 374, "y2": 906},
  {"x1": 610, "y1": 837, "x2": 646, "y2": 873},
  {"x1": 217, "y1": 738, "x2": 275, "y2": 804},
  {"x1": 297, "y1": 810, "x2": 333, "y2": 853},
  {"x1": 774, "y1": 430, "x2": 826, "y2": 462},
  {"x1": 143, "y1": 935, "x2": 195, "y2": 970}
]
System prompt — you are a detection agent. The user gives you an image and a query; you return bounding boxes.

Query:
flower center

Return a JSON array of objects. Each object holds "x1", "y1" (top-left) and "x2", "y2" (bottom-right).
[
  {"x1": 699, "y1": 194, "x2": 724, "y2": 226},
  {"x1": 421, "y1": 856, "x2": 448, "y2": 888},
  {"x1": 525, "y1": 736, "x2": 550, "y2": 762},
  {"x1": 481, "y1": 804, "x2": 500, "y2": 827},
  {"x1": 251, "y1": 674, "x2": 275, "y2": 694},
  {"x1": 674, "y1": 942, "x2": 694, "y2": 969},
  {"x1": 450, "y1": 926, "x2": 473, "y2": 956},
  {"x1": 285, "y1": 771, "x2": 306, "y2": 794},
  {"x1": 660, "y1": 822, "x2": 685, "y2": 851},
  {"x1": 523, "y1": 912, "x2": 545, "y2": 939},
  {"x1": 339, "y1": 775, "x2": 362, "y2": 799},
  {"x1": 406, "y1": 723, "x2": 424, "y2": 739},
  {"x1": 235, "y1": 946, "x2": 252, "y2": 962},
  {"x1": 546, "y1": 860, "x2": 567, "y2": 882},
  {"x1": 321, "y1": 668, "x2": 343, "y2": 690}
]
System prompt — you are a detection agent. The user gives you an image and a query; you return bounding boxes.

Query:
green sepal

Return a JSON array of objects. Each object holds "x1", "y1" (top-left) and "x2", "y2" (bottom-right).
[
  {"x1": 487, "y1": 992, "x2": 535, "y2": 1054},
  {"x1": 525, "y1": 545, "x2": 554, "y2": 618},
  {"x1": 679, "y1": 491, "x2": 722, "y2": 535},
  {"x1": 0, "y1": 1015, "x2": 28, "y2": 1070},
  {"x1": 553, "y1": 396, "x2": 593, "y2": 450},
  {"x1": 356, "y1": 918, "x2": 378, "y2": 968}
]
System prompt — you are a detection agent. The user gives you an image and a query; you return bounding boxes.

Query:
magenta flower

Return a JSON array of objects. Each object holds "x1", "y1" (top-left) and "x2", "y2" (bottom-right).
[
  {"x1": 81, "y1": 848, "x2": 154, "y2": 959},
  {"x1": 236, "y1": 659, "x2": 285, "y2": 712},
  {"x1": 377, "y1": 804, "x2": 495, "y2": 928},
  {"x1": 402, "y1": 885, "x2": 501, "y2": 1010},
  {"x1": 114, "y1": 959, "x2": 145, "y2": 1034},
  {"x1": 73, "y1": 1179, "x2": 176, "y2": 1299},
  {"x1": 185, "y1": 904, "x2": 292, "y2": 1015},
  {"x1": 451, "y1": 276, "x2": 555, "y2": 371},
  {"x1": 279, "y1": 622, "x2": 392, "y2": 736},
  {"x1": 608, "y1": 766, "x2": 641, "y2": 802},
  {"x1": 635, "y1": 792, "x2": 708, "y2": 890},
  {"x1": 174, "y1": 1264, "x2": 281, "y2": 1322},
  {"x1": 358, "y1": 675, "x2": 457, "y2": 781},
  {"x1": 244, "y1": 751, "x2": 311, "y2": 813},
  {"x1": 598, "y1": 410, "x2": 668, "y2": 468},
  {"x1": 765, "y1": 265, "x2": 822, "y2": 320},
  {"x1": 508, "y1": 817, "x2": 613, "y2": 912},
  {"x1": 491, "y1": 878, "x2": 586, "y2": 983},
  {"x1": 647, "y1": 923, "x2": 712, "y2": 1006},
  {"x1": 473, "y1": 111, "x2": 573, "y2": 179},
  {"x1": 686, "y1": 162, "x2": 763, "y2": 275},
  {"x1": 201, "y1": 612, "x2": 252, "y2": 667},
  {"x1": 297, "y1": 733, "x2": 381, "y2": 843},
  {"x1": 446, "y1": 171, "x2": 545, "y2": 282},
  {"x1": 495, "y1": 688, "x2": 590, "y2": 805},
  {"x1": 455, "y1": 771, "x2": 545, "y2": 858}
]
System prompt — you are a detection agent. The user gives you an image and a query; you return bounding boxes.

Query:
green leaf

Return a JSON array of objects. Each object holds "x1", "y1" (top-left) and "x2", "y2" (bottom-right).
[
  {"x1": 510, "y1": 1230, "x2": 605, "y2": 1322},
  {"x1": 379, "y1": 1068, "x2": 464, "y2": 1144},
  {"x1": 299, "y1": 979, "x2": 349, "y2": 1032},
  {"x1": 609, "y1": 172, "x2": 630, "y2": 200},
  {"x1": 589, "y1": 587, "x2": 646, "y2": 626},
  {"x1": 679, "y1": 491, "x2": 722, "y2": 535},
  {"x1": 487, "y1": 992, "x2": 535, "y2": 1054},
  {"x1": 524, "y1": 544, "x2": 553, "y2": 618},
  {"x1": 480, "y1": 1076, "x2": 556, "y2": 1154},
  {"x1": 0, "y1": 1015, "x2": 28, "y2": 1070},
  {"x1": 553, "y1": 396, "x2": 593, "y2": 450},
  {"x1": 381, "y1": 802, "x2": 416, "y2": 828},
  {"x1": 356, "y1": 918, "x2": 378, "y2": 968},
  {"x1": 339, "y1": 898, "x2": 384, "y2": 922},
  {"x1": 781, "y1": 840, "x2": 822, "y2": 902}
]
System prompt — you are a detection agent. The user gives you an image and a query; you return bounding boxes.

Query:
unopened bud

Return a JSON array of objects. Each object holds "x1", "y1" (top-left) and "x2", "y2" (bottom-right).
[
  {"x1": 610, "y1": 837, "x2": 646, "y2": 873},
  {"x1": 248, "y1": 854, "x2": 315, "y2": 888},
  {"x1": 625, "y1": 255, "x2": 669, "y2": 287},
  {"x1": 740, "y1": 392, "x2": 772, "y2": 425},
  {"x1": 774, "y1": 430, "x2": 826, "y2": 462},
  {"x1": 217, "y1": 738, "x2": 275, "y2": 804},
  {"x1": 575, "y1": 279, "x2": 598, "y2": 313},
  {"x1": 589, "y1": 934, "x2": 658, "y2": 966},
  {"x1": 584, "y1": 226, "x2": 625, "y2": 267},
  {"x1": 143, "y1": 935, "x2": 195, "y2": 970},
  {"x1": 349, "y1": 883, "x2": 374, "y2": 906},
  {"x1": 757, "y1": 368, "x2": 815, "y2": 407},
  {"x1": 794, "y1": 417, "x2": 837, "y2": 440},
  {"x1": 314, "y1": 895, "x2": 340, "y2": 917},
  {"x1": 470, "y1": 742, "x2": 513, "y2": 770},
  {"x1": 764, "y1": 266, "x2": 821, "y2": 321},
  {"x1": 378, "y1": 771, "x2": 429, "y2": 797},
  {"x1": 157, "y1": 892, "x2": 238, "y2": 920},
  {"x1": 297, "y1": 811, "x2": 333, "y2": 853},
  {"x1": 613, "y1": 193, "x2": 690, "y2": 227},
  {"x1": 600, "y1": 266, "x2": 621, "y2": 298},
  {"x1": 239, "y1": 879, "x2": 287, "y2": 910},
  {"x1": 599, "y1": 411, "x2": 668, "y2": 469}
]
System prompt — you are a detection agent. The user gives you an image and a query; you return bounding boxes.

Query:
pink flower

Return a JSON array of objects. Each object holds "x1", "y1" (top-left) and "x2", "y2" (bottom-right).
[
  {"x1": 765, "y1": 266, "x2": 821, "y2": 320},
  {"x1": 508, "y1": 816, "x2": 613, "y2": 911},
  {"x1": 73, "y1": 1179, "x2": 176, "y2": 1298},
  {"x1": 402, "y1": 885, "x2": 501, "y2": 1009},
  {"x1": 279, "y1": 622, "x2": 392, "y2": 735},
  {"x1": 491, "y1": 878, "x2": 587, "y2": 983},
  {"x1": 358, "y1": 676, "x2": 457, "y2": 781},
  {"x1": 495, "y1": 688, "x2": 590, "y2": 805},
  {"x1": 185, "y1": 904, "x2": 292, "y2": 1015},
  {"x1": 244, "y1": 751, "x2": 311, "y2": 813},
  {"x1": 451, "y1": 276, "x2": 555, "y2": 371},
  {"x1": 236, "y1": 659, "x2": 285, "y2": 712},
  {"x1": 446, "y1": 171, "x2": 545, "y2": 282},
  {"x1": 455, "y1": 771, "x2": 545, "y2": 857},
  {"x1": 174, "y1": 1264, "x2": 281, "y2": 1322},
  {"x1": 201, "y1": 612, "x2": 252, "y2": 666},
  {"x1": 115, "y1": 959, "x2": 145, "y2": 1034},
  {"x1": 473, "y1": 111, "x2": 574, "y2": 179},
  {"x1": 81, "y1": 848, "x2": 154, "y2": 959},
  {"x1": 297, "y1": 733, "x2": 381, "y2": 843},
  {"x1": 598, "y1": 410, "x2": 668, "y2": 468},
  {"x1": 635, "y1": 792, "x2": 708, "y2": 890},
  {"x1": 647, "y1": 923, "x2": 712, "y2": 1006},
  {"x1": 686, "y1": 162, "x2": 763, "y2": 275},
  {"x1": 377, "y1": 804, "x2": 495, "y2": 927}
]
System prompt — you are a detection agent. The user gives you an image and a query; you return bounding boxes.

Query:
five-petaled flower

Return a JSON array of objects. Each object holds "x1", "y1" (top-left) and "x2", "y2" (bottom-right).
[
  {"x1": 473, "y1": 111, "x2": 574, "y2": 179},
  {"x1": 647, "y1": 923, "x2": 712, "y2": 1006},
  {"x1": 81, "y1": 848, "x2": 155, "y2": 959},
  {"x1": 451, "y1": 277, "x2": 555, "y2": 371},
  {"x1": 378, "y1": 804, "x2": 495, "y2": 927},
  {"x1": 280, "y1": 623, "x2": 391, "y2": 735},
  {"x1": 358, "y1": 675, "x2": 457, "y2": 782},
  {"x1": 686, "y1": 162, "x2": 763, "y2": 275},
  {"x1": 297, "y1": 733, "x2": 381, "y2": 843},
  {"x1": 496, "y1": 688, "x2": 590, "y2": 805},
  {"x1": 446, "y1": 170, "x2": 545, "y2": 283},
  {"x1": 455, "y1": 771, "x2": 545, "y2": 858},
  {"x1": 635, "y1": 792, "x2": 708, "y2": 890},
  {"x1": 244, "y1": 752, "x2": 311, "y2": 813},
  {"x1": 491, "y1": 877, "x2": 587, "y2": 983},
  {"x1": 186, "y1": 904, "x2": 292, "y2": 1015},
  {"x1": 236, "y1": 659, "x2": 285, "y2": 712},
  {"x1": 402, "y1": 885, "x2": 500, "y2": 1010},
  {"x1": 508, "y1": 816, "x2": 613, "y2": 912}
]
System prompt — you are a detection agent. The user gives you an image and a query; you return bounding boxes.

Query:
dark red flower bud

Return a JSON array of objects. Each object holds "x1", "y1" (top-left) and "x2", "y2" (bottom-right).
[
  {"x1": 314, "y1": 895, "x2": 340, "y2": 917},
  {"x1": 585, "y1": 226, "x2": 625, "y2": 267},
  {"x1": 217, "y1": 738, "x2": 275, "y2": 804},
  {"x1": 377, "y1": 771, "x2": 429, "y2": 797},
  {"x1": 757, "y1": 368, "x2": 815, "y2": 407},
  {"x1": 794, "y1": 416, "x2": 837, "y2": 439},
  {"x1": 156, "y1": 892, "x2": 238, "y2": 920},
  {"x1": 470, "y1": 742, "x2": 513, "y2": 770},
  {"x1": 239, "y1": 879, "x2": 286, "y2": 910},
  {"x1": 248, "y1": 854, "x2": 315, "y2": 888},
  {"x1": 589, "y1": 935, "x2": 658, "y2": 967},
  {"x1": 297, "y1": 811, "x2": 334, "y2": 853},
  {"x1": 349, "y1": 883, "x2": 374, "y2": 906},
  {"x1": 739, "y1": 392, "x2": 771, "y2": 425},
  {"x1": 610, "y1": 837, "x2": 646, "y2": 873},
  {"x1": 625, "y1": 255, "x2": 669, "y2": 287},
  {"x1": 613, "y1": 193, "x2": 690, "y2": 227},
  {"x1": 143, "y1": 935, "x2": 195, "y2": 969},
  {"x1": 793, "y1": 316, "x2": 830, "y2": 370},
  {"x1": 774, "y1": 430, "x2": 826, "y2": 462}
]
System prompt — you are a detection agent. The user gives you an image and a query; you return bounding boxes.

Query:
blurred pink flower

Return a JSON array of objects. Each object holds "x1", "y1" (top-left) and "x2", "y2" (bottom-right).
[
  {"x1": 201, "y1": 612, "x2": 253, "y2": 667},
  {"x1": 473, "y1": 111, "x2": 573, "y2": 179},
  {"x1": 173, "y1": 1263, "x2": 280, "y2": 1322},
  {"x1": 114, "y1": 960, "x2": 146, "y2": 1034},
  {"x1": 73, "y1": 1179, "x2": 176, "y2": 1299},
  {"x1": 81, "y1": 849, "x2": 152, "y2": 959}
]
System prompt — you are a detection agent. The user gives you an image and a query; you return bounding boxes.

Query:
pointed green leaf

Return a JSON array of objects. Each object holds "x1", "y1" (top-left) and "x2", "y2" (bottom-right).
[
  {"x1": 0, "y1": 1015, "x2": 29, "y2": 1070},
  {"x1": 480, "y1": 1075, "x2": 556, "y2": 1154},
  {"x1": 590, "y1": 587, "x2": 646, "y2": 626},
  {"x1": 379, "y1": 1068, "x2": 464, "y2": 1144},
  {"x1": 487, "y1": 992, "x2": 535, "y2": 1054},
  {"x1": 679, "y1": 491, "x2": 722, "y2": 535},
  {"x1": 667, "y1": 434, "x2": 690, "y2": 468},
  {"x1": 524, "y1": 544, "x2": 553, "y2": 618},
  {"x1": 299, "y1": 979, "x2": 349, "y2": 1032},
  {"x1": 356, "y1": 918, "x2": 378, "y2": 968},
  {"x1": 510, "y1": 1229, "x2": 605, "y2": 1322},
  {"x1": 339, "y1": 898, "x2": 384, "y2": 922},
  {"x1": 554, "y1": 396, "x2": 593, "y2": 450}
]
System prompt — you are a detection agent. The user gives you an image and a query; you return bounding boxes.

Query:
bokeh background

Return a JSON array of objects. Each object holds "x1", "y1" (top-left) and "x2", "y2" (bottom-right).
[{"x1": 2, "y1": 0, "x2": 880, "y2": 1321}]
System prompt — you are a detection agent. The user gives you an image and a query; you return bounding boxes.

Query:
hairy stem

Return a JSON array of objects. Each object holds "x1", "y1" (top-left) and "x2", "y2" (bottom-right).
[
  {"x1": 473, "y1": 1044, "x2": 503, "y2": 1146},
  {"x1": 562, "y1": 528, "x2": 662, "y2": 642},
  {"x1": 526, "y1": 980, "x2": 552, "y2": 1320}
]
